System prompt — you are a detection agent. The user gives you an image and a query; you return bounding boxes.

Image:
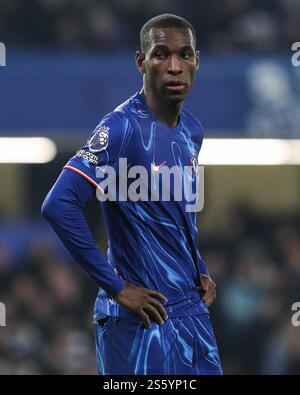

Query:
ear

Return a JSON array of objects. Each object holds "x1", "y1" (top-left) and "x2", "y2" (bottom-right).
[
  {"x1": 136, "y1": 50, "x2": 146, "y2": 74},
  {"x1": 195, "y1": 50, "x2": 200, "y2": 71}
]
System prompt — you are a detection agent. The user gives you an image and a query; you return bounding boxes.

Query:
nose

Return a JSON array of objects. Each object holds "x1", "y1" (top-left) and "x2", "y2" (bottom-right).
[{"x1": 167, "y1": 55, "x2": 183, "y2": 75}]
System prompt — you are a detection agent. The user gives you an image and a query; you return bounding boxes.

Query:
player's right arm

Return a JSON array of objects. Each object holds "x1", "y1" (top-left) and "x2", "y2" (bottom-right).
[
  {"x1": 114, "y1": 281, "x2": 168, "y2": 328},
  {"x1": 41, "y1": 170, "x2": 168, "y2": 327},
  {"x1": 41, "y1": 167, "x2": 125, "y2": 296},
  {"x1": 41, "y1": 111, "x2": 168, "y2": 327}
]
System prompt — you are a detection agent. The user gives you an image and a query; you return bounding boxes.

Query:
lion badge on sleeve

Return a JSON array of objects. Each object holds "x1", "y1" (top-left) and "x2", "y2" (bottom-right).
[{"x1": 88, "y1": 126, "x2": 110, "y2": 152}]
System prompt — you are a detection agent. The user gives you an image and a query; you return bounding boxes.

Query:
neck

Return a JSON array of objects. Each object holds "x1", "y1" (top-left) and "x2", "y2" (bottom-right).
[{"x1": 140, "y1": 88, "x2": 182, "y2": 128}]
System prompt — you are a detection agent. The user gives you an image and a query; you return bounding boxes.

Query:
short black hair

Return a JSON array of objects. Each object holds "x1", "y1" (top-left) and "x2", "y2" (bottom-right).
[{"x1": 140, "y1": 14, "x2": 197, "y2": 53}]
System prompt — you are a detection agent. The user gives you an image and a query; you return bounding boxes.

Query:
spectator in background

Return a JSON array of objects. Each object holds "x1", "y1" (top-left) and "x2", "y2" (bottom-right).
[
  {"x1": 1, "y1": 205, "x2": 299, "y2": 374},
  {"x1": 0, "y1": 237, "x2": 97, "y2": 374},
  {"x1": 1, "y1": 0, "x2": 299, "y2": 51}
]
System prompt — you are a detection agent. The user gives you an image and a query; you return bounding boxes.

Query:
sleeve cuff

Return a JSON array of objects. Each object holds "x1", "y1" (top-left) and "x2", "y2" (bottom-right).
[{"x1": 107, "y1": 277, "x2": 125, "y2": 297}]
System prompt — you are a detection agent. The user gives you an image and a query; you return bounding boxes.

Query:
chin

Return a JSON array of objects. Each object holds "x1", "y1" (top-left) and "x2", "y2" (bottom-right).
[
  {"x1": 160, "y1": 86, "x2": 189, "y2": 104},
  {"x1": 164, "y1": 92, "x2": 186, "y2": 103}
]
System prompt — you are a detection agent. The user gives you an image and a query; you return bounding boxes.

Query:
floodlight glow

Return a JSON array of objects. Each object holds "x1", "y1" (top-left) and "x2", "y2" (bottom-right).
[
  {"x1": 0, "y1": 138, "x2": 57, "y2": 163},
  {"x1": 199, "y1": 139, "x2": 300, "y2": 165}
]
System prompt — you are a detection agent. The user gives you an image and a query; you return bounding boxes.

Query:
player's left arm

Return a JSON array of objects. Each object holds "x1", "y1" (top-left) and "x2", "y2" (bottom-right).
[
  {"x1": 197, "y1": 273, "x2": 217, "y2": 308},
  {"x1": 197, "y1": 251, "x2": 217, "y2": 307},
  {"x1": 195, "y1": 123, "x2": 217, "y2": 307}
]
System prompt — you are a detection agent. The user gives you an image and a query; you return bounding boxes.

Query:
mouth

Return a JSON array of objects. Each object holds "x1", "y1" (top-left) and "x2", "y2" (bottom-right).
[{"x1": 164, "y1": 80, "x2": 187, "y2": 93}]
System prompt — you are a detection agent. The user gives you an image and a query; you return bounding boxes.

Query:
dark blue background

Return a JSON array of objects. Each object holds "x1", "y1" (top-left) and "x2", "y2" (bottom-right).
[{"x1": 0, "y1": 51, "x2": 293, "y2": 137}]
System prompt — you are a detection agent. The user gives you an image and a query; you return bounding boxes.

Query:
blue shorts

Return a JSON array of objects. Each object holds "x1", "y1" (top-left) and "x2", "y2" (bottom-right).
[{"x1": 95, "y1": 314, "x2": 222, "y2": 375}]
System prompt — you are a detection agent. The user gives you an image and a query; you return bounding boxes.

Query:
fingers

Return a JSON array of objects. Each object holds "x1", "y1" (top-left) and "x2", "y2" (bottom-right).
[
  {"x1": 116, "y1": 284, "x2": 169, "y2": 329},
  {"x1": 147, "y1": 298, "x2": 168, "y2": 321},
  {"x1": 147, "y1": 289, "x2": 168, "y2": 303},
  {"x1": 140, "y1": 289, "x2": 169, "y2": 328},
  {"x1": 203, "y1": 290, "x2": 217, "y2": 307},
  {"x1": 199, "y1": 276, "x2": 217, "y2": 308},
  {"x1": 143, "y1": 303, "x2": 166, "y2": 326},
  {"x1": 200, "y1": 278, "x2": 209, "y2": 292},
  {"x1": 205, "y1": 295, "x2": 216, "y2": 307},
  {"x1": 140, "y1": 311, "x2": 151, "y2": 329},
  {"x1": 196, "y1": 286, "x2": 206, "y2": 297}
]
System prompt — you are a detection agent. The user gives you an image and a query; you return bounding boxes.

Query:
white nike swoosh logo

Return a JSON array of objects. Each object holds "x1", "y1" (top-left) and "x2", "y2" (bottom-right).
[{"x1": 152, "y1": 161, "x2": 166, "y2": 172}]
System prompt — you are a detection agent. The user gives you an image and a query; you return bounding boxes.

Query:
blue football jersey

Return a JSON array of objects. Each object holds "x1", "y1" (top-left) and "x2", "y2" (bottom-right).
[{"x1": 64, "y1": 92, "x2": 209, "y2": 321}]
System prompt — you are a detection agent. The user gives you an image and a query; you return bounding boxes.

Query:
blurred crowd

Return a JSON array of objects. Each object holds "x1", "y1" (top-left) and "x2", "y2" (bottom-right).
[
  {"x1": 0, "y1": 205, "x2": 299, "y2": 374},
  {"x1": 0, "y1": 237, "x2": 98, "y2": 374},
  {"x1": 0, "y1": 0, "x2": 299, "y2": 51},
  {"x1": 202, "y1": 205, "x2": 300, "y2": 374}
]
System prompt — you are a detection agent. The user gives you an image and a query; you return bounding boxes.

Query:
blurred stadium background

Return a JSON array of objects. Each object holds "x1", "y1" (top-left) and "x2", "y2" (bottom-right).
[{"x1": 0, "y1": 0, "x2": 300, "y2": 374}]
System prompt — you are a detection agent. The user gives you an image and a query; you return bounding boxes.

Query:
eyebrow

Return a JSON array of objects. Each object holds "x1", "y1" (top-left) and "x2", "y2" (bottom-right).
[{"x1": 151, "y1": 44, "x2": 194, "y2": 51}]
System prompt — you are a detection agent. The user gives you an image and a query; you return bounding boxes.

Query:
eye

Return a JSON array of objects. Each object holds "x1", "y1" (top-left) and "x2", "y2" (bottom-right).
[
  {"x1": 155, "y1": 52, "x2": 168, "y2": 59},
  {"x1": 182, "y1": 52, "x2": 193, "y2": 60}
]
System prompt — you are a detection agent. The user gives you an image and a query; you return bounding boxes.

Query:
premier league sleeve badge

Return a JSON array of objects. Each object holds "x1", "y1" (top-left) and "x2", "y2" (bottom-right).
[{"x1": 88, "y1": 126, "x2": 110, "y2": 153}]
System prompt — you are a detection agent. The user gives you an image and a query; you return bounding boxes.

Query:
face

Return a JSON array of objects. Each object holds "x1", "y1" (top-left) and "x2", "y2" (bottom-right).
[{"x1": 137, "y1": 27, "x2": 199, "y2": 103}]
